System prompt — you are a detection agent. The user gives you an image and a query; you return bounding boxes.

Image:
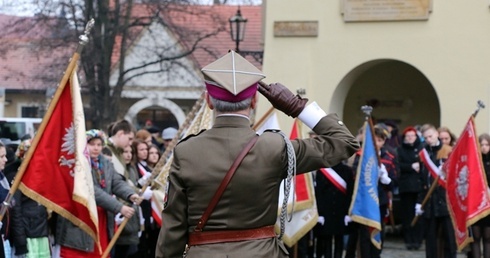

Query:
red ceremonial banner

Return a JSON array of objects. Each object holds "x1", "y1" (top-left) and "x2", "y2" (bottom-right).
[
  {"x1": 18, "y1": 70, "x2": 99, "y2": 245},
  {"x1": 289, "y1": 120, "x2": 313, "y2": 204},
  {"x1": 445, "y1": 117, "x2": 490, "y2": 251}
]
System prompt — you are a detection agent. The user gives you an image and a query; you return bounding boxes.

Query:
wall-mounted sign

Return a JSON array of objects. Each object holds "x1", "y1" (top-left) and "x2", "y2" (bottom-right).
[
  {"x1": 342, "y1": 0, "x2": 432, "y2": 22},
  {"x1": 273, "y1": 21, "x2": 318, "y2": 37}
]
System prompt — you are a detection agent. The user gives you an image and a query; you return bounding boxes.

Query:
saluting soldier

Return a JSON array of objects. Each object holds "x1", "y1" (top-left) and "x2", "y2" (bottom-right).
[{"x1": 155, "y1": 51, "x2": 360, "y2": 258}]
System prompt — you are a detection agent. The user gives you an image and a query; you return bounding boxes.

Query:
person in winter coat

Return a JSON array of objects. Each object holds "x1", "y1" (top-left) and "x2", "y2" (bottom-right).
[
  {"x1": 0, "y1": 141, "x2": 9, "y2": 258},
  {"x1": 55, "y1": 129, "x2": 142, "y2": 258},
  {"x1": 10, "y1": 139, "x2": 50, "y2": 257},
  {"x1": 114, "y1": 144, "x2": 142, "y2": 258},
  {"x1": 313, "y1": 162, "x2": 353, "y2": 258},
  {"x1": 132, "y1": 139, "x2": 158, "y2": 258},
  {"x1": 396, "y1": 126, "x2": 424, "y2": 250},
  {"x1": 345, "y1": 125, "x2": 396, "y2": 258},
  {"x1": 415, "y1": 124, "x2": 455, "y2": 258}
]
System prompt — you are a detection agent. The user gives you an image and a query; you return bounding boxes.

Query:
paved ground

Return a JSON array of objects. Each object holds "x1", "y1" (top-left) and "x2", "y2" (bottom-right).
[
  {"x1": 300, "y1": 231, "x2": 468, "y2": 258},
  {"x1": 381, "y1": 232, "x2": 467, "y2": 258}
]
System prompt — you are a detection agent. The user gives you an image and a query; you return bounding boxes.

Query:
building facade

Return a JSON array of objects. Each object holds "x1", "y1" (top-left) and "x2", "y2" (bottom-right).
[
  {"x1": 0, "y1": 5, "x2": 263, "y2": 134},
  {"x1": 258, "y1": 0, "x2": 490, "y2": 136}
]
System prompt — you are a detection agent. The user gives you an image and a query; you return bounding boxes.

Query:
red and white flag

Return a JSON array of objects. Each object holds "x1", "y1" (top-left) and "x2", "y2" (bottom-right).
[
  {"x1": 319, "y1": 168, "x2": 347, "y2": 194},
  {"x1": 18, "y1": 68, "x2": 99, "y2": 245},
  {"x1": 444, "y1": 117, "x2": 490, "y2": 251},
  {"x1": 288, "y1": 120, "x2": 315, "y2": 209},
  {"x1": 137, "y1": 163, "x2": 163, "y2": 227},
  {"x1": 420, "y1": 148, "x2": 446, "y2": 187}
]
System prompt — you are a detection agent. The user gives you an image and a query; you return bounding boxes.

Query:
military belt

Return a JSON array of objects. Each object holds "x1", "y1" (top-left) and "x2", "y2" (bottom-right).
[{"x1": 188, "y1": 225, "x2": 276, "y2": 246}]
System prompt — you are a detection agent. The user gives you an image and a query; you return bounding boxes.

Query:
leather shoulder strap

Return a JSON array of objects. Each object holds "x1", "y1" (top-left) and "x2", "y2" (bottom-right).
[{"x1": 195, "y1": 135, "x2": 260, "y2": 232}]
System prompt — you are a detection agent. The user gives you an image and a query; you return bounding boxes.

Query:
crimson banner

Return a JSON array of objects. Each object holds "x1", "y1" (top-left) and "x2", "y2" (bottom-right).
[{"x1": 445, "y1": 117, "x2": 490, "y2": 250}]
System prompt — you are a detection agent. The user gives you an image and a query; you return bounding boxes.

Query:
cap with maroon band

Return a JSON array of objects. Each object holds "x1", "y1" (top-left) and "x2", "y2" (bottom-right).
[{"x1": 201, "y1": 50, "x2": 266, "y2": 102}]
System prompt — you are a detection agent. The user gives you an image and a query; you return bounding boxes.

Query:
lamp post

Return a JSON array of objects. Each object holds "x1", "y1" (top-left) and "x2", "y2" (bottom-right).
[
  {"x1": 229, "y1": 7, "x2": 264, "y2": 64},
  {"x1": 229, "y1": 7, "x2": 247, "y2": 52}
]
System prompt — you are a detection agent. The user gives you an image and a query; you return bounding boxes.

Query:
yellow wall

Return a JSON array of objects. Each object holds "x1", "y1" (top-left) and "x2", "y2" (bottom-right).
[
  {"x1": 258, "y1": 1, "x2": 490, "y2": 136},
  {"x1": 3, "y1": 93, "x2": 46, "y2": 118}
]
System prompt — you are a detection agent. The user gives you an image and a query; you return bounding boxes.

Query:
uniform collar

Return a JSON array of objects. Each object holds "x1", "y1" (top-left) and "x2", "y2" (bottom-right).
[{"x1": 213, "y1": 115, "x2": 252, "y2": 128}]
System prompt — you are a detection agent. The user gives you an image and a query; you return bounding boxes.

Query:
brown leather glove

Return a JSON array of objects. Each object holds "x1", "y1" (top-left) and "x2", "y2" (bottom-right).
[{"x1": 258, "y1": 81, "x2": 308, "y2": 118}]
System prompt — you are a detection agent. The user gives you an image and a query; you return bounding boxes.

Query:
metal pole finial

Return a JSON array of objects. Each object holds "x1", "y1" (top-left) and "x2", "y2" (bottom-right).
[
  {"x1": 361, "y1": 105, "x2": 373, "y2": 117},
  {"x1": 296, "y1": 88, "x2": 306, "y2": 97},
  {"x1": 477, "y1": 100, "x2": 485, "y2": 109},
  {"x1": 79, "y1": 18, "x2": 95, "y2": 46},
  {"x1": 473, "y1": 100, "x2": 486, "y2": 117}
]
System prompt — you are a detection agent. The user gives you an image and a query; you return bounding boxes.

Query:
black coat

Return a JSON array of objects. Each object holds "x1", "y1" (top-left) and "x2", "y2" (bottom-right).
[
  {"x1": 397, "y1": 137, "x2": 424, "y2": 193},
  {"x1": 417, "y1": 142, "x2": 450, "y2": 218},
  {"x1": 313, "y1": 163, "x2": 354, "y2": 236},
  {"x1": 8, "y1": 159, "x2": 49, "y2": 255},
  {"x1": 476, "y1": 153, "x2": 490, "y2": 227},
  {"x1": 483, "y1": 153, "x2": 490, "y2": 187},
  {"x1": 11, "y1": 192, "x2": 49, "y2": 255}
]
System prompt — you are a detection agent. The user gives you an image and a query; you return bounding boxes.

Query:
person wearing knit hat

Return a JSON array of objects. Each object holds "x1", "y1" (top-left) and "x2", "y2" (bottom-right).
[
  {"x1": 396, "y1": 126, "x2": 424, "y2": 250},
  {"x1": 156, "y1": 50, "x2": 359, "y2": 258},
  {"x1": 55, "y1": 129, "x2": 142, "y2": 258},
  {"x1": 161, "y1": 127, "x2": 178, "y2": 160},
  {"x1": 375, "y1": 123, "x2": 398, "y2": 156},
  {"x1": 15, "y1": 139, "x2": 32, "y2": 160},
  {"x1": 86, "y1": 129, "x2": 107, "y2": 144},
  {"x1": 375, "y1": 123, "x2": 391, "y2": 139},
  {"x1": 161, "y1": 127, "x2": 177, "y2": 140}
]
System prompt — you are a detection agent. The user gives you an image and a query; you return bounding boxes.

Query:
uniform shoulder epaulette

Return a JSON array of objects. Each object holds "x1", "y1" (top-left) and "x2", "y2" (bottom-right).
[{"x1": 178, "y1": 129, "x2": 207, "y2": 143}]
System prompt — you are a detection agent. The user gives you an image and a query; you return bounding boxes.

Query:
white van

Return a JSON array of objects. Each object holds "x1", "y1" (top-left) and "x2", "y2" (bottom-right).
[{"x1": 0, "y1": 117, "x2": 42, "y2": 146}]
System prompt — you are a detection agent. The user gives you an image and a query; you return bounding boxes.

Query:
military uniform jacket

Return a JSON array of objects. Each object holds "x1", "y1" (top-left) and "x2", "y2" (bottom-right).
[{"x1": 156, "y1": 114, "x2": 359, "y2": 258}]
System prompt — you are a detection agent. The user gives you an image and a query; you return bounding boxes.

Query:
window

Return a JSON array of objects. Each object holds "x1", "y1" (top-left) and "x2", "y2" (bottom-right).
[{"x1": 21, "y1": 106, "x2": 39, "y2": 118}]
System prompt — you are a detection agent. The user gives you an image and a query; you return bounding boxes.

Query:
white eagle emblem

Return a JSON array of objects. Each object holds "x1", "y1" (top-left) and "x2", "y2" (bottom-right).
[
  {"x1": 456, "y1": 165, "x2": 469, "y2": 201},
  {"x1": 59, "y1": 123, "x2": 76, "y2": 177}
]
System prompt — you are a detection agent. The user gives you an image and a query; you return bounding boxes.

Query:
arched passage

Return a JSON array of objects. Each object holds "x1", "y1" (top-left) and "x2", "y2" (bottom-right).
[
  {"x1": 124, "y1": 98, "x2": 186, "y2": 130},
  {"x1": 331, "y1": 59, "x2": 440, "y2": 133}
]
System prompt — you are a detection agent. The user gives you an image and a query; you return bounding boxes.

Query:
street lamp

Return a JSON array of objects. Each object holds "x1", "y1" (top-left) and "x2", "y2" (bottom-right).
[
  {"x1": 229, "y1": 7, "x2": 264, "y2": 64},
  {"x1": 229, "y1": 7, "x2": 247, "y2": 52}
]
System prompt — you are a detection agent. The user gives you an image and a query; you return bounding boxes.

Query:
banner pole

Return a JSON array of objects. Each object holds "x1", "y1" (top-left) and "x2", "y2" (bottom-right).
[
  {"x1": 0, "y1": 19, "x2": 95, "y2": 221},
  {"x1": 411, "y1": 175, "x2": 439, "y2": 227},
  {"x1": 412, "y1": 100, "x2": 486, "y2": 228},
  {"x1": 102, "y1": 92, "x2": 206, "y2": 257}
]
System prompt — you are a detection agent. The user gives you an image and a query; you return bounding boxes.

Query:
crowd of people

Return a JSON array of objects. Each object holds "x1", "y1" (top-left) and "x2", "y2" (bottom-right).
[
  {"x1": 0, "y1": 121, "x2": 178, "y2": 258},
  {"x1": 297, "y1": 121, "x2": 490, "y2": 258},
  {"x1": 0, "y1": 50, "x2": 489, "y2": 258}
]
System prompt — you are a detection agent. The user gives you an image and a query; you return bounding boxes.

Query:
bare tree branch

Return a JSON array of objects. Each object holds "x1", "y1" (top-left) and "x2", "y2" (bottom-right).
[{"x1": 0, "y1": 0, "x2": 232, "y2": 129}]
